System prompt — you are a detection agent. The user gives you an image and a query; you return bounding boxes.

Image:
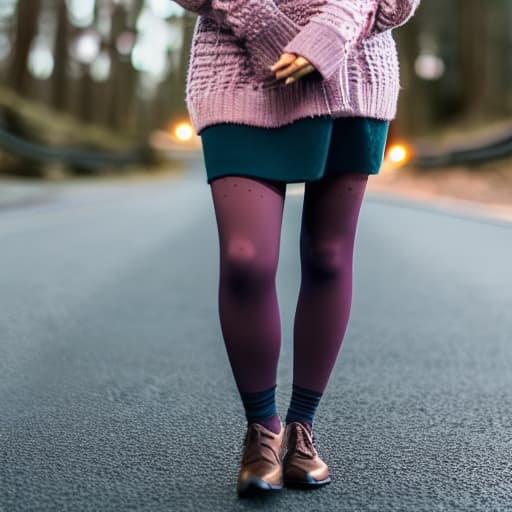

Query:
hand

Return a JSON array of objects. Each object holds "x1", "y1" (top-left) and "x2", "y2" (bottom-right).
[{"x1": 270, "y1": 53, "x2": 317, "y2": 85}]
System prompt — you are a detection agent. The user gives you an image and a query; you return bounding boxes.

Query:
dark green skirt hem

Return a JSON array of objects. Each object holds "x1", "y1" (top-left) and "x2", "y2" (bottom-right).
[{"x1": 200, "y1": 115, "x2": 390, "y2": 184}]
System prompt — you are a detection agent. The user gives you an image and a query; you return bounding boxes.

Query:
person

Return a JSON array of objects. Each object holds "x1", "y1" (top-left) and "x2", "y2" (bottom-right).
[{"x1": 173, "y1": 0, "x2": 421, "y2": 497}]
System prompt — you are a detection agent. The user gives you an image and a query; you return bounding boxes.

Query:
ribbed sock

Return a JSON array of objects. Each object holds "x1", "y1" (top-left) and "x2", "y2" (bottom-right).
[
  {"x1": 240, "y1": 385, "x2": 281, "y2": 434},
  {"x1": 285, "y1": 384, "x2": 323, "y2": 430}
]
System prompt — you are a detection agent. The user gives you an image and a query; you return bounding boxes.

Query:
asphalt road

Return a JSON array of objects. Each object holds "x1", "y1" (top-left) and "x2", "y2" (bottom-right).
[{"x1": 1, "y1": 161, "x2": 511, "y2": 512}]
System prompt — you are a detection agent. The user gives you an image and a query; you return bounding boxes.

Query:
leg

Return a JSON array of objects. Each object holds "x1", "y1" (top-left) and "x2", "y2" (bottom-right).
[
  {"x1": 286, "y1": 172, "x2": 369, "y2": 429},
  {"x1": 209, "y1": 175, "x2": 287, "y2": 432}
]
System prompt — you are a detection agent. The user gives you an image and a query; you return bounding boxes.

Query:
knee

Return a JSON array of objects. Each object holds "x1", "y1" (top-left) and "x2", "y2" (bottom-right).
[
  {"x1": 222, "y1": 238, "x2": 277, "y2": 293},
  {"x1": 302, "y1": 239, "x2": 352, "y2": 279}
]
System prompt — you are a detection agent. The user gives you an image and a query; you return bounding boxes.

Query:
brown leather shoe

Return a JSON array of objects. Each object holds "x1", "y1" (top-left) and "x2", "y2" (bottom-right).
[
  {"x1": 237, "y1": 422, "x2": 284, "y2": 497},
  {"x1": 281, "y1": 421, "x2": 331, "y2": 487}
]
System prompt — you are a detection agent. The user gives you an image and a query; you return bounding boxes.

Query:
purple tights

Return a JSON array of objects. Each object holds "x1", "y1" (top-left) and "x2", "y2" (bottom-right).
[{"x1": 209, "y1": 173, "x2": 368, "y2": 396}]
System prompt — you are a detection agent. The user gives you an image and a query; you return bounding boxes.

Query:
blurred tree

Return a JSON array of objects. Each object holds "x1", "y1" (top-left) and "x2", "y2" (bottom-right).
[
  {"x1": 478, "y1": 0, "x2": 512, "y2": 118},
  {"x1": 7, "y1": 0, "x2": 41, "y2": 94},
  {"x1": 1, "y1": 0, "x2": 191, "y2": 143},
  {"x1": 455, "y1": 0, "x2": 487, "y2": 120},
  {"x1": 51, "y1": 0, "x2": 69, "y2": 110},
  {"x1": 2, "y1": 0, "x2": 511, "y2": 149},
  {"x1": 396, "y1": 0, "x2": 512, "y2": 136},
  {"x1": 107, "y1": 0, "x2": 143, "y2": 134}
]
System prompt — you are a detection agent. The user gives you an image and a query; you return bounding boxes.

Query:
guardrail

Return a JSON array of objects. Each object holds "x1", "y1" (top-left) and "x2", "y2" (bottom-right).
[
  {"x1": 412, "y1": 127, "x2": 512, "y2": 168},
  {"x1": 0, "y1": 124, "x2": 153, "y2": 171}
]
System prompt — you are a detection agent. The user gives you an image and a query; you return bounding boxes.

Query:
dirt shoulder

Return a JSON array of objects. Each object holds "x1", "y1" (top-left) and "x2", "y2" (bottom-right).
[{"x1": 367, "y1": 156, "x2": 512, "y2": 222}]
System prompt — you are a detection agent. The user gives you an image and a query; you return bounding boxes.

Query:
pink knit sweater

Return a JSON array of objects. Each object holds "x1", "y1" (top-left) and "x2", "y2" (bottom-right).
[{"x1": 173, "y1": 0, "x2": 421, "y2": 135}]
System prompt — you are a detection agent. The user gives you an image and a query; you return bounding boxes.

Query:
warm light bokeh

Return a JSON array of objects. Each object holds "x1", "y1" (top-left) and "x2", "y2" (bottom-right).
[
  {"x1": 174, "y1": 122, "x2": 194, "y2": 141},
  {"x1": 387, "y1": 144, "x2": 411, "y2": 165}
]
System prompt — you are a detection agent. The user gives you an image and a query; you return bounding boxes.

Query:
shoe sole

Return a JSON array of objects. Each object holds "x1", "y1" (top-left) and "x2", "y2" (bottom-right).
[
  {"x1": 284, "y1": 474, "x2": 332, "y2": 489},
  {"x1": 237, "y1": 476, "x2": 283, "y2": 497}
]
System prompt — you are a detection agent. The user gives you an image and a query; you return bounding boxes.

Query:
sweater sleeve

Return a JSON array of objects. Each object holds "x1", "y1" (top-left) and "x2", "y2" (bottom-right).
[
  {"x1": 281, "y1": 0, "x2": 380, "y2": 82},
  {"x1": 372, "y1": 0, "x2": 422, "y2": 33},
  {"x1": 171, "y1": 0, "x2": 302, "y2": 74}
]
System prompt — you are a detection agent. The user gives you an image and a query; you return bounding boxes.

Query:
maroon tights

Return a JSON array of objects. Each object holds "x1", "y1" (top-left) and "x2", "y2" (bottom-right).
[{"x1": 209, "y1": 173, "x2": 368, "y2": 396}]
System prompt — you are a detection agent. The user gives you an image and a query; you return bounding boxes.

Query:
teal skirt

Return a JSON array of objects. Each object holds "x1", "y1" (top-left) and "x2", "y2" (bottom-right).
[{"x1": 200, "y1": 115, "x2": 390, "y2": 184}]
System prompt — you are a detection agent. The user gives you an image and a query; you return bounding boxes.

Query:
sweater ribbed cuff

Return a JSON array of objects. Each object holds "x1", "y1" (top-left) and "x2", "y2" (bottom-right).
[
  {"x1": 282, "y1": 20, "x2": 347, "y2": 82},
  {"x1": 245, "y1": 9, "x2": 302, "y2": 78}
]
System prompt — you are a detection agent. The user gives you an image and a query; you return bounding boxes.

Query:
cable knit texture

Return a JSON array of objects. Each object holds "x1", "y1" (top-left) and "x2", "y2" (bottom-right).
[
  {"x1": 172, "y1": 0, "x2": 422, "y2": 135},
  {"x1": 373, "y1": 0, "x2": 421, "y2": 32}
]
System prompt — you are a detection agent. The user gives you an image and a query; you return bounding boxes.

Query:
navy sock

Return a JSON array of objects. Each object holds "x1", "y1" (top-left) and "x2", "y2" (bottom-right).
[
  {"x1": 240, "y1": 385, "x2": 281, "y2": 434},
  {"x1": 285, "y1": 384, "x2": 323, "y2": 429}
]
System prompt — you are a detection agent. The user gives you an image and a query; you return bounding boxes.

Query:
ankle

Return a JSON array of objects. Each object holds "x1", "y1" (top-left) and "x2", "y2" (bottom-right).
[
  {"x1": 249, "y1": 413, "x2": 282, "y2": 435},
  {"x1": 286, "y1": 420, "x2": 312, "y2": 435}
]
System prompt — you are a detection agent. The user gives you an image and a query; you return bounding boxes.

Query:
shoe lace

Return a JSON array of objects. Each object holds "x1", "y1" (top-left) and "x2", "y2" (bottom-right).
[
  {"x1": 287, "y1": 424, "x2": 317, "y2": 459},
  {"x1": 241, "y1": 425, "x2": 278, "y2": 465}
]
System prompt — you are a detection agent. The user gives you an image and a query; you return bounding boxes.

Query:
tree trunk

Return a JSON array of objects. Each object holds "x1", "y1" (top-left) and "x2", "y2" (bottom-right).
[
  {"x1": 7, "y1": 0, "x2": 42, "y2": 94},
  {"x1": 51, "y1": 0, "x2": 69, "y2": 111},
  {"x1": 454, "y1": 0, "x2": 486, "y2": 122}
]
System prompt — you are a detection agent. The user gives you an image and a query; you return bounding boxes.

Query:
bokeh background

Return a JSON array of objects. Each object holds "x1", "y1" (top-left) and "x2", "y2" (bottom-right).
[
  {"x1": 0, "y1": 0, "x2": 511, "y2": 205},
  {"x1": 397, "y1": 0, "x2": 512, "y2": 135}
]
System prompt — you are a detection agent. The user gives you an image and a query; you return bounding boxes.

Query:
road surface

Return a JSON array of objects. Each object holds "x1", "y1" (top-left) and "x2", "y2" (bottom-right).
[{"x1": 1, "y1": 161, "x2": 511, "y2": 511}]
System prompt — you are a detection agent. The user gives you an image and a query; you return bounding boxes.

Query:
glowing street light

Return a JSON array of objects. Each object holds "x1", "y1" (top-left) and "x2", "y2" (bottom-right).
[
  {"x1": 174, "y1": 122, "x2": 194, "y2": 141},
  {"x1": 387, "y1": 144, "x2": 411, "y2": 166}
]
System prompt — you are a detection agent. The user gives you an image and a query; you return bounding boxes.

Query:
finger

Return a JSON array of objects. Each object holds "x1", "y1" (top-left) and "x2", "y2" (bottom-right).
[
  {"x1": 291, "y1": 64, "x2": 317, "y2": 80},
  {"x1": 285, "y1": 64, "x2": 317, "y2": 84},
  {"x1": 293, "y1": 56, "x2": 310, "y2": 67},
  {"x1": 274, "y1": 59, "x2": 309, "y2": 80},
  {"x1": 269, "y1": 53, "x2": 297, "y2": 72}
]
